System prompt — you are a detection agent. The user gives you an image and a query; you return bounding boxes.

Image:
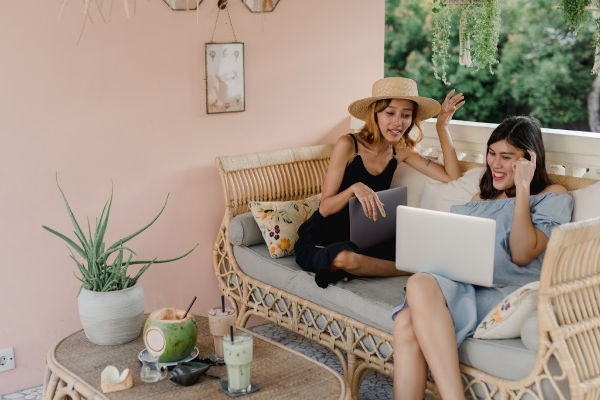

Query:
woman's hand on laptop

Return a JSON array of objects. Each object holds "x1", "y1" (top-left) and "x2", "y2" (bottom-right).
[{"x1": 351, "y1": 182, "x2": 386, "y2": 221}]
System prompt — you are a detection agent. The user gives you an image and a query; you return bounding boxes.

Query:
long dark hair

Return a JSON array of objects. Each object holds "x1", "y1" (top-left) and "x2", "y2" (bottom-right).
[{"x1": 479, "y1": 116, "x2": 551, "y2": 199}]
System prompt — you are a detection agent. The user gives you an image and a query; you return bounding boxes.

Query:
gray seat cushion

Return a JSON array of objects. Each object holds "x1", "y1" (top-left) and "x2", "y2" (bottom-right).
[
  {"x1": 233, "y1": 244, "x2": 408, "y2": 333},
  {"x1": 233, "y1": 243, "x2": 569, "y2": 398}
]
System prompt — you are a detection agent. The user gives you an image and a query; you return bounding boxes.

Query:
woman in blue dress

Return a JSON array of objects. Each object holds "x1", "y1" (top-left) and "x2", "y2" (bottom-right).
[
  {"x1": 294, "y1": 77, "x2": 465, "y2": 288},
  {"x1": 391, "y1": 116, "x2": 573, "y2": 400}
]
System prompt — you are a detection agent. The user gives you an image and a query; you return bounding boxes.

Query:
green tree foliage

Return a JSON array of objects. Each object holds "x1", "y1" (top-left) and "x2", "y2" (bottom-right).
[{"x1": 385, "y1": 0, "x2": 596, "y2": 130}]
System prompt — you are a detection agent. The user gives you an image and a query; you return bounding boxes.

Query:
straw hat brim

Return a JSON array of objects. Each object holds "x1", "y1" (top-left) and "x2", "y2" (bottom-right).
[{"x1": 348, "y1": 95, "x2": 441, "y2": 122}]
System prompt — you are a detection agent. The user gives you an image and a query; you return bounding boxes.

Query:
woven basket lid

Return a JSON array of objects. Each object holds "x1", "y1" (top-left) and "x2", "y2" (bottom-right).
[{"x1": 348, "y1": 77, "x2": 441, "y2": 121}]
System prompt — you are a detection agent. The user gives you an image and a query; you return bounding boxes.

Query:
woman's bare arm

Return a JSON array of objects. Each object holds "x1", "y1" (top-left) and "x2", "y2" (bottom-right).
[{"x1": 402, "y1": 90, "x2": 464, "y2": 183}]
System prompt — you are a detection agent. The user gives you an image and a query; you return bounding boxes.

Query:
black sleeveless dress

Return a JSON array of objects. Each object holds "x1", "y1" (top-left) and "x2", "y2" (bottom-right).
[{"x1": 295, "y1": 134, "x2": 398, "y2": 288}]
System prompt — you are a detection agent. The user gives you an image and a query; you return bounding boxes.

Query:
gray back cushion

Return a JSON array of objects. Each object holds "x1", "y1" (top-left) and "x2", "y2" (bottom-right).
[{"x1": 228, "y1": 212, "x2": 263, "y2": 246}]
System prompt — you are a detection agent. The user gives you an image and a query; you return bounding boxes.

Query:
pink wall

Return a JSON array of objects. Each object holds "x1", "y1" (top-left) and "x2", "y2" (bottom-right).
[{"x1": 0, "y1": 0, "x2": 383, "y2": 392}]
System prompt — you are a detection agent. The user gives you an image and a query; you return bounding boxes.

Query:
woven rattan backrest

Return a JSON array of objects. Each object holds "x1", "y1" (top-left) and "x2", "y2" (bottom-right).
[
  {"x1": 539, "y1": 218, "x2": 600, "y2": 387},
  {"x1": 217, "y1": 147, "x2": 596, "y2": 217},
  {"x1": 216, "y1": 145, "x2": 333, "y2": 216}
]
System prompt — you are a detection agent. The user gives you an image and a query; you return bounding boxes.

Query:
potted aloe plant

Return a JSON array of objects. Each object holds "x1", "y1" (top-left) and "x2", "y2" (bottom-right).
[{"x1": 43, "y1": 177, "x2": 197, "y2": 345}]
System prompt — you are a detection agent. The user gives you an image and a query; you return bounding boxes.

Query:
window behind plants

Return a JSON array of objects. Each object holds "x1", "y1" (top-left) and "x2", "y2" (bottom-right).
[{"x1": 385, "y1": 0, "x2": 597, "y2": 132}]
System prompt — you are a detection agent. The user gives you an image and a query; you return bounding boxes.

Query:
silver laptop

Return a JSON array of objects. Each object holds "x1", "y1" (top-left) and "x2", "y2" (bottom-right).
[
  {"x1": 349, "y1": 186, "x2": 407, "y2": 250},
  {"x1": 395, "y1": 205, "x2": 496, "y2": 287}
]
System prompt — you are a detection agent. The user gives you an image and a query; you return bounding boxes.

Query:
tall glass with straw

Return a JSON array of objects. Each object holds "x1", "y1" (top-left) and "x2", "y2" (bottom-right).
[{"x1": 207, "y1": 295, "x2": 236, "y2": 363}]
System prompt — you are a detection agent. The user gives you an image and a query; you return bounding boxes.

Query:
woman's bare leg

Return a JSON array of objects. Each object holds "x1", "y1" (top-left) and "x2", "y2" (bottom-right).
[
  {"x1": 393, "y1": 309, "x2": 427, "y2": 400},
  {"x1": 330, "y1": 250, "x2": 410, "y2": 276},
  {"x1": 405, "y1": 274, "x2": 466, "y2": 400}
]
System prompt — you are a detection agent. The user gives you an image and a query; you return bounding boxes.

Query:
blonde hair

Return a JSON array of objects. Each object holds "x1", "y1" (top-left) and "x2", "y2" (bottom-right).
[{"x1": 357, "y1": 99, "x2": 424, "y2": 149}]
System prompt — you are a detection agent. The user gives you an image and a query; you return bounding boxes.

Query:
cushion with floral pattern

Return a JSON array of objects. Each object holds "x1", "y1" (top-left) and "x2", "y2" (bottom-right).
[
  {"x1": 473, "y1": 281, "x2": 539, "y2": 340},
  {"x1": 248, "y1": 194, "x2": 321, "y2": 258}
]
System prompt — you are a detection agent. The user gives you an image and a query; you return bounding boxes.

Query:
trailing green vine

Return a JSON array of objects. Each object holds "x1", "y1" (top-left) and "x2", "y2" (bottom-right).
[
  {"x1": 560, "y1": 0, "x2": 591, "y2": 30},
  {"x1": 468, "y1": 0, "x2": 501, "y2": 72},
  {"x1": 431, "y1": 0, "x2": 453, "y2": 84},
  {"x1": 431, "y1": 0, "x2": 500, "y2": 84}
]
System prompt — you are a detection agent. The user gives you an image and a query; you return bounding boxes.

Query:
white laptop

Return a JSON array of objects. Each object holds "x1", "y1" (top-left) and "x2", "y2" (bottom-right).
[
  {"x1": 349, "y1": 186, "x2": 407, "y2": 250},
  {"x1": 395, "y1": 205, "x2": 496, "y2": 287}
]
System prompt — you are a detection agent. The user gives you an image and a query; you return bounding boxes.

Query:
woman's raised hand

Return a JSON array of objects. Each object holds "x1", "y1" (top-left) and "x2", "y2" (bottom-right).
[
  {"x1": 436, "y1": 89, "x2": 465, "y2": 128},
  {"x1": 352, "y1": 182, "x2": 386, "y2": 221},
  {"x1": 513, "y1": 149, "x2": 537, "y2": 191}
]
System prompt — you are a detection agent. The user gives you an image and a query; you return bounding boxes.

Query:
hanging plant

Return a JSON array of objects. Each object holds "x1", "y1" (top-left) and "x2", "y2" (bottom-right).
[
  {"x1": 560, "y1": 0, "x2": 590, "y2": 30},
  {"x1": 594, "y1": 17, "x2": 600, "y2": 74},
  {"x1": 466, "y1": 0, "x2": 501, "y2": 72},
  {"x1": 431, "y1": 0, "x2": 454, "y2": 84},
  {"x1": 431, "y1": 0, "x2": 501, "y2": 84},
  {"x1": 559, "y1": 0, "x2": 600, "y2": 75}
]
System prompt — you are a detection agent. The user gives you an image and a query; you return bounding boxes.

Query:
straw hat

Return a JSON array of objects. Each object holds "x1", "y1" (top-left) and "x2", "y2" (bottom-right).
[{"x1": 348, "y1": 77, "x2": 441, "y2": 122}]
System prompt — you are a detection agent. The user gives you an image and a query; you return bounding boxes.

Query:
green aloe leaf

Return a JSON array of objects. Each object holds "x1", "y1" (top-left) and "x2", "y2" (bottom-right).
[
  {"x1": 129, "y1": 259, "x2": 156, "y2": 287},
  {"x1": 106, "y1": 194, "x2": 169, "y2": 252},
  {"x1": 42, "y1": 225, "x2": 86, "y2": 258},
  {"x1": 94, "y1": 189, "x2": 112, "y2": 258},
  {"x1": 126, "y1": 243, "x2": 198, "y2": 266},
  {"x1": 55, "y1": 175, "x2": 90, "y2": 251}
]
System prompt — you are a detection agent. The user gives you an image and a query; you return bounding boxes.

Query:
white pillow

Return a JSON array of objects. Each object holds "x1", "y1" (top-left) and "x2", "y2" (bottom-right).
[
  {"x1": 390, "y1": 163, "x2": 428, "y2": 207},
  {"x1": 474, "y1": 281, "x2": 539, "y2": 340},
  {"x1": 571, "y1": 181, "x2": 600, "y2": 222},
  {"x1": 420, "y1": 167, "x2": 485, "y2": 212}
]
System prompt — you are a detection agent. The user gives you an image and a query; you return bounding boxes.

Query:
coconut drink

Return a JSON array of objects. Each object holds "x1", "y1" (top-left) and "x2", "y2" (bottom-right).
[{"x1": 143, "y1": 308, "x2": 198, "y2": 362}]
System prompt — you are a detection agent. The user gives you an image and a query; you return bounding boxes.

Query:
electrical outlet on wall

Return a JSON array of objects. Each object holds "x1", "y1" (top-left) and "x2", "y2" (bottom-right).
[{"x1": 0, "y1": 347, "x2": 15, "y2": 372}]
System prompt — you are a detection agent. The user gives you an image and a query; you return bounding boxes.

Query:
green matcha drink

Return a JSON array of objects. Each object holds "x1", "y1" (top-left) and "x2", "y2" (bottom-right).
[{"x1": 223, "y1": 333, "x2": 253, "y2": 393}]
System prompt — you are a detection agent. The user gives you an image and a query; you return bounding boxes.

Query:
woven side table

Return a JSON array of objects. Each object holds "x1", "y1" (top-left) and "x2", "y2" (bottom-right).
[{"x1": 43, "y1": 315, "x2": 349, "y2": 399}]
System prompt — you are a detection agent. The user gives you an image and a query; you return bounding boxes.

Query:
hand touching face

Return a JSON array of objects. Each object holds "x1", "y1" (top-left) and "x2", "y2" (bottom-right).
[
  {"x1": 513, "y1": 149, "x2": 537, "y2": 191},
  {"x1": 487, "y1": 140, "x2": 536, "y2": 192}
]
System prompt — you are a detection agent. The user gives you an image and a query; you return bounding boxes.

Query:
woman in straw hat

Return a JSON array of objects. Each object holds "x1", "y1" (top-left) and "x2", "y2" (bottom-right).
[{"x1": 294, "y1": 77, "x2": 465, "y2": 288}]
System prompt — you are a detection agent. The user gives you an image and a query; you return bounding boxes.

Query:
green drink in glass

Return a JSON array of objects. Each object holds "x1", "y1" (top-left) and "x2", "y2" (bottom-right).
[{"x1": 223, "y1": 332, "x2": 253, "y2": 393}]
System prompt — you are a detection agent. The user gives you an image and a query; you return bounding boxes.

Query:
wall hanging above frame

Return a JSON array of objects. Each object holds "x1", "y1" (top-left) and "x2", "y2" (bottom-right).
[
  {"x1": 205, "y1": 0, "x2": 245, "y2": 114},
  {"x1": 162, "y1": 0, "x2": 202, "y2": 11},
  {"x1": 242, "y1": 0, "x2": 280, "y2": 13}
]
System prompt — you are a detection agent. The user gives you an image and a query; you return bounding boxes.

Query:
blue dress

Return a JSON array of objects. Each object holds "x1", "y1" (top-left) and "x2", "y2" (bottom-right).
[{"x1": 392, "y1": 192, "x2": 573, "y2": 346}]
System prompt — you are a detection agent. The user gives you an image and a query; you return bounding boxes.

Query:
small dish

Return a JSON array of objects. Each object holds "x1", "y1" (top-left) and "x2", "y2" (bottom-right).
[{"x1": 138, "y1": 347, "x2": 199, "y2": 368}]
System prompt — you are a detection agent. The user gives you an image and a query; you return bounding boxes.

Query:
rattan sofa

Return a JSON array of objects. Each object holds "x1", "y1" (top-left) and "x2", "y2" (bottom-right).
[{"x1": 213, "y1": 121, "x2": 600, "y2": 399}]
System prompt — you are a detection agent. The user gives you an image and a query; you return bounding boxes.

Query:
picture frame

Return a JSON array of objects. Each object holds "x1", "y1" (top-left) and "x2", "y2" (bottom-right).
[{"x1": 205, "y1": 42, "x2": 245, "y2": 114}]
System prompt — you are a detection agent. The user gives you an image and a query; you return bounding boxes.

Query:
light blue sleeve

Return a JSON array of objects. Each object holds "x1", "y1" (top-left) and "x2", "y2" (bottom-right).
[{"x1": 530, "y1": 193, "x2": 573, "y2": 239}]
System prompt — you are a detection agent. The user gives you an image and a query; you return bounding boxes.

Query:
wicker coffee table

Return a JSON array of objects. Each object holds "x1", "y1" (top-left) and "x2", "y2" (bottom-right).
[{"x1": 43, "y1": 315, "x2": 349, "y2": 399}]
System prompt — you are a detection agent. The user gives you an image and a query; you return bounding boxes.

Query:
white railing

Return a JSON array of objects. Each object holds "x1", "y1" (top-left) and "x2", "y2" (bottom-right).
[{"x1": 351, "y1": 117, "x2": 600, "y2": 179}]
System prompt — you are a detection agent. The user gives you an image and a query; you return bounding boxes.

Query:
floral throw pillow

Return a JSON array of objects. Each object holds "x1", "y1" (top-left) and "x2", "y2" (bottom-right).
[
  {"x1": 473, "y1": 281, "x2": 539, "y2": 340},
  {"x1": 248, "y1": 194, "x2": 321, "y2": 258}
]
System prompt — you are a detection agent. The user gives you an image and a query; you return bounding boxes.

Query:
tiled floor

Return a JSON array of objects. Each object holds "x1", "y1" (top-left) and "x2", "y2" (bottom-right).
[
  {"x1": 1, "y1": 386, "x2": 42, "y2": 400},
  {"x1": 1, "y1": 323, "x2": 392, "y2": 400}
]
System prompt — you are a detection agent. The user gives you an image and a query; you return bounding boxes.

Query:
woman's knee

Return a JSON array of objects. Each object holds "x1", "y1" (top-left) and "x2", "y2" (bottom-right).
[
  {"x1": 405, "y1": 273, "x2": 444, "y2": 307},
  {"x1": 331, "y1": 250, "x2": 358, "y2": 271},
  {"x1": 393, "y1": 310, "x2": 417, "y2": 345}
]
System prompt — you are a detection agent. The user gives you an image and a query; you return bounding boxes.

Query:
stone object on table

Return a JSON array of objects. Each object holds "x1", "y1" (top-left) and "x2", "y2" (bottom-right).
[{"x1": 100, "y1": 365, "x2": 133, "y2": 393}]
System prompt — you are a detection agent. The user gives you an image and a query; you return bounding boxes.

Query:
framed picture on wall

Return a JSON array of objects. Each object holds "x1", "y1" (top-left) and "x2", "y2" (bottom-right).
[{"x1": 205, "y1": 42, "x2": 245, "y2": 114}]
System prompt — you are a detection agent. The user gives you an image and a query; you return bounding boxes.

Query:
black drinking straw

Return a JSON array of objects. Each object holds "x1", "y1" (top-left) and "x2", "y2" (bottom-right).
[
  {"x1": 182, "y1": 295, "x2": 197, "y2": 319},
  {"x1": 221, "y1": 295, "x2": 225, "y2": 312},
  {"x1": 230, "y1": 326, "x2": 234, "y2": 343}
]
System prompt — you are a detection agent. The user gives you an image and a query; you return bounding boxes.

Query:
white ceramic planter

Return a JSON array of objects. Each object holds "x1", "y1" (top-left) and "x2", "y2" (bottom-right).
[{"x1": 78, "y1": 284, "x2": 145, "y2": 345}]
